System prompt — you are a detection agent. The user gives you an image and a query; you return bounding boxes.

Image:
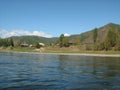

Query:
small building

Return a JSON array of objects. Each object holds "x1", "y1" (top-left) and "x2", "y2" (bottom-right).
[
  {"x1": 20, "y1": 44, "x2": 29, "y2": 47},
  {"x1": 29, "y1": 44, "x2": 33, "y2": 47},
  {"x1": 39, "y1": 43, "x2": 45, "y2": 47}
]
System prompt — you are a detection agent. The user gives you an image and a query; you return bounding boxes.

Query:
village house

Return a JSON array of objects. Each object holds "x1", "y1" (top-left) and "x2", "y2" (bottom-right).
[
  {"x1": 39, "y1": 43, "x2": 45, "y2": 47},
  {"x1": 20, "y1": 44, "x2": 29, "y2": 47}
]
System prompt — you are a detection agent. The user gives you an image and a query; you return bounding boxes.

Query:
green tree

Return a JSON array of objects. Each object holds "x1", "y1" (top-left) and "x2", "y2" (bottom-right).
[
  {"x1": 98, "y1": 42, "x2": 105, "y2": 50},
  {"x1": 63, "y1": 37, "x2": 69, "y2": 47},
  {"x1": 0, "y1": 38, "x2": 2, "y2": 47},
  {"x1": 93, "y1": 28, "x2": 98, "y2": 44},
  {"x1": 2, "y1": 39, "x2": 8, "y2": 47},
  {"x1": 115, "y1": 39, "x2": 120, "y2": 51},
  {"x1": 59, "y1": 34, "x2": 64, "y2": 42},
  {"x1": 35, "y1": 42, "x2": 41, "y2": 48},
  {"x1": 59, "y1": 34, "x2": 64, "y2": 47},
  {"x1": 10, "y1": 38, "x2": 14, "y2": 47},
  {"x1": 115, "y1": 30, "x2": 120, "y2": 51},
  {"x1": 59, "y1": 34, "x2": 69, "y2": 47},
  {"x1": 74, "y1": 37, "x2": 81, "y2": 45},
  {"x1": 93, "y1": 28, "x2": 98, "y2": 50},
  {"x1": 104, "y1": 30, "x2": 112, "y2": 50},
  {"x1": 104, "y1": 29, "x2": 117, "y2": 50}
]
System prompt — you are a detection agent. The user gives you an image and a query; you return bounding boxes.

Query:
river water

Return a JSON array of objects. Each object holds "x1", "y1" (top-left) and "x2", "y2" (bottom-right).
[{"x1": 0, "y1": 52, "x2": 120, "y2": 90}]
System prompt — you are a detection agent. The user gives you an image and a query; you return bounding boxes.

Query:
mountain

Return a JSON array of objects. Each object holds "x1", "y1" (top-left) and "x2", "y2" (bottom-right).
[
  {"x1": 8, "y1": 36, "x2": 58, "y2": 46},
  {"x1": 6, "y1": 23, "x2": 120, "y2": 47},
  {"x1": 69, "y1": 23, "x2": 120, "y2": 44}
]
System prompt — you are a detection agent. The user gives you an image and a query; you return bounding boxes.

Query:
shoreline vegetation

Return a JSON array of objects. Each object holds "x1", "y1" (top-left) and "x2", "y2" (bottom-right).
[{"x1": 0, "y1": 47, "x2": 120, "y2": 57}]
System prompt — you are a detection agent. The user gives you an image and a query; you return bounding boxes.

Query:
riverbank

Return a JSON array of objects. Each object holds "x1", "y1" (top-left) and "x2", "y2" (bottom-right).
[
  {"x1": 41, "y1": 53, "x2": 120, "y2": 57},
  {"x1": 0, "y1": 47, "x2": 120, "y2": 57},
  {"x1": 0, "y1": 51, "x2": 120, "y2": 57}
]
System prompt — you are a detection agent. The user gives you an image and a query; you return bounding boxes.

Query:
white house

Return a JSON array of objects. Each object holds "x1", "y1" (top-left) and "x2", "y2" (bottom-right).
[{"x1": 39, "y1": 43, "x2": 45, "y2": 47}]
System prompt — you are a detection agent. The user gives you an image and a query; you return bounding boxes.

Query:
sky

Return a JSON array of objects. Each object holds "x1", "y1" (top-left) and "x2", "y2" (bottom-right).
[{"x1": 0, "y1": 0, "x2": 120, "y2": 38}]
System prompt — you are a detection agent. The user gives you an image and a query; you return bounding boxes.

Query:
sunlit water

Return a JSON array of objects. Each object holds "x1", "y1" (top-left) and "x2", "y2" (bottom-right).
[{"x1": 0, "y1": 52, "x2": 120, "y2": 90}]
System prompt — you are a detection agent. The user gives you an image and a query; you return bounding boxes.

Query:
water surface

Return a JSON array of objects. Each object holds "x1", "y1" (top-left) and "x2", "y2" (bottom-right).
[{"x1": 0, "y1": 52, "x2": 120, "y2": 90}]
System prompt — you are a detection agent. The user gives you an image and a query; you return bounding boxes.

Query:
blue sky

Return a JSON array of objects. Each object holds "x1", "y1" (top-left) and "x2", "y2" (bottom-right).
[{"x1": 0, "y1": 0, "x2": 120, "y2": 38}]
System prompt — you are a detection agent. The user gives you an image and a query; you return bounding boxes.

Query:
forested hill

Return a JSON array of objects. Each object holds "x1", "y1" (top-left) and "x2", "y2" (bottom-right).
[
  {"x1": 66, "y1": 23, "x2": 120, "y2": 51},
  {"x1": 69, "y1": 23, "x2": 120, "y2": 44},
  {"x1": 8, "y1": 36, "x2": 58, "y2": 46}
]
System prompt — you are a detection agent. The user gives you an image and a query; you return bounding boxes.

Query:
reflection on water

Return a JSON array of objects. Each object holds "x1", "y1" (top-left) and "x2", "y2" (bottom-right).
[{"x1": 0, "y1": 52, "x2": 120, "y2": 90}]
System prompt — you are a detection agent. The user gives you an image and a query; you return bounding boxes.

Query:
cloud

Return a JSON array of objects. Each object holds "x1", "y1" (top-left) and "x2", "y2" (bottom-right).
[
  {"x1": 32, "y1": 31, "x2": 52, "y2": 38},
  {"x1": 0, "y1": 29, "x2": 52, "y2": 38},
  {"x1": 64, "y1": 33, "x2": 70, "y2": 37}
]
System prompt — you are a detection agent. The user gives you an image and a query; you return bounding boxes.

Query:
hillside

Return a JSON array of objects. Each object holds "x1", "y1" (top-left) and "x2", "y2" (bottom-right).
[
  {"x1": 8, "y1": 36, "x2": 58, "y2": 46},
  {"x1": 4, "y1": 23, "x2": 120, "y2": 48},
  {"x1": 69, "y1": 23, "x2": 120, "y2": 44}
]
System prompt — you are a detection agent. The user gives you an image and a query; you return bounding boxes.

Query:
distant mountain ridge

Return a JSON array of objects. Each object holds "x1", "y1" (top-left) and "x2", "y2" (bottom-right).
[{"x1": 8, "y1": 36, "x2": 58, "y2": 46}]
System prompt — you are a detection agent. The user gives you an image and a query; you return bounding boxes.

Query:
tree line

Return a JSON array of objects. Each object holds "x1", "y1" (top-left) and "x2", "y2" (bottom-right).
[
  {"x1": 93, "y1": 28, "x2": 120, "y2": 51},
  {"x1": 57, "y1": 28, "x2": 120, "y2": 51},
  {"x1": 1, "y1": 28, "x2": 120, "y2": 51},
  {"x1": 59, "y1": 34, "x2": 70, "y2": 47},
  {"x1": 0, "y1": 38, "x2": 14, "y2": 47}
]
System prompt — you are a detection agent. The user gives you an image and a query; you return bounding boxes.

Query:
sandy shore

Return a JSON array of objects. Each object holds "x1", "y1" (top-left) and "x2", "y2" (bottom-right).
[
  {"x1": 40, "y1": 53, "x2": 120, "y2": 57},
  {"x1": 1, "y1": 51, "x2": 119, "y2": 57}
]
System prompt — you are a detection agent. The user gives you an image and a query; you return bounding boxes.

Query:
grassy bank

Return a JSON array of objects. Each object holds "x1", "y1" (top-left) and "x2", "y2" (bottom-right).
[
  {"x1": 0, "y1": 46, "x2": 120, "y2": 55},
  {"x1": 43, "y1": 46, "x2": 120, "y2": 55},
  {"x1": 0, "y1": 47, "x2": 35, "y2": 52}
]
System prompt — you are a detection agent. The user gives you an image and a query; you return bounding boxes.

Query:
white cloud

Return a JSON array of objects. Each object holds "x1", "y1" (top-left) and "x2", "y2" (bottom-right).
[
  {"x1": 64, "y1": 33, "x2": 70, "y2": 37},
  {"x1": 0, "y1": 29, "x2": 52, "y2": 38},
  {"x1": 32, "y1": 31, "x2": 52, "y2": 38}
]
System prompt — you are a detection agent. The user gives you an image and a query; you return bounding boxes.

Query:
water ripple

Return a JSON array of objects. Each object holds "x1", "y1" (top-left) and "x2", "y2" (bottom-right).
[{"x1": 0, "y1": 52, "x2": 120, "y2": 90}]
